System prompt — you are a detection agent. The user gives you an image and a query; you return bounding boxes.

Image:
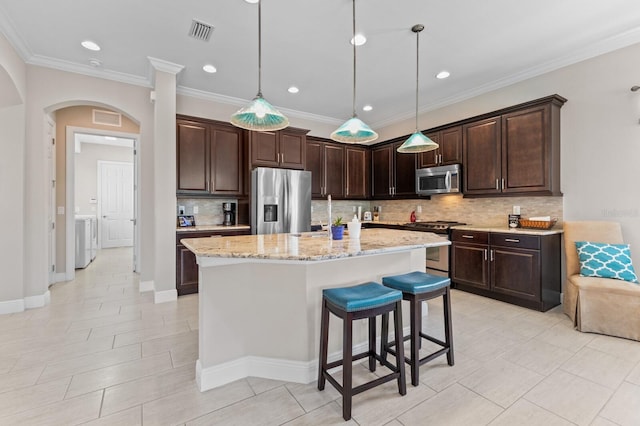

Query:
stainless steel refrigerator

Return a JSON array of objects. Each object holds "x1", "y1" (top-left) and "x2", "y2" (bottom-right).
[{"x1": 251, "y1": 167, "x2": 312, "y2": 235}]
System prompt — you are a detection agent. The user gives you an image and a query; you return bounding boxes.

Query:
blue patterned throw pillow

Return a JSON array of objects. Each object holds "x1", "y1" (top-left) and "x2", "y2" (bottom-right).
[{"x1": 575, "y1": 241, "x2": 639, "y2": 283}]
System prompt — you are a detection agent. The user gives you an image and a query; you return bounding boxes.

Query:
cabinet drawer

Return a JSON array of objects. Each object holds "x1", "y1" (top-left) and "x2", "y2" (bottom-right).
[
  {"x1": 490, "y1": 233, "x2": 540, "y2": 250},
  {"x1": 451, "y1": 230, "x2": 489, "y2": 244}
]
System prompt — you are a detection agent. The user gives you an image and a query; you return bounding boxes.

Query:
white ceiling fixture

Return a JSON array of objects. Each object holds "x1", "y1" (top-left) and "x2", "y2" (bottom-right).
[
  {"x1": 80, "y1": 40, "x2": 100, "y2": 51},
  {"x1": 203, "y1": 64, "x2": 217, "y2": 73},
  {"x1": 362, "y1": 105, "x2": 373, "y2": 111},
  {"x1": 288, "y1": 86, "x2": 299, "y2": 94},
  {"x1": 88, "y1": 58, "x2": 102, "y2": 67},
  {"x1": 436, "y1": 70, "x2": 450, "y2": 79},
  {"x1": 350, "y1": 34, "x2": 366, "y2": 46}
]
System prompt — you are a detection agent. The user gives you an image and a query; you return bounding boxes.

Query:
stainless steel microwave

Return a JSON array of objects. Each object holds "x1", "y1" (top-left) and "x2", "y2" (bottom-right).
[{"x1": 416, "y1": 164, "x2": 461, "y2": 195}]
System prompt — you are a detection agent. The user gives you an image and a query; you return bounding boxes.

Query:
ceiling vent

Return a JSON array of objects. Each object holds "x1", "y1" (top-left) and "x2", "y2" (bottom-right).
[{"x1": 189, "y1": 19, "x2": 214, "y2": 42}]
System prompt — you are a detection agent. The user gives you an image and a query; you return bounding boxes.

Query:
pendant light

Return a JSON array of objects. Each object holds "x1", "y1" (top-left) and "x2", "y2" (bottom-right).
[
  {"x1": 330, "y1": 0, "x2": 378, "y2": 144},
  {"x1": 231, "y1": 0, "x2": 289, "y2": 131},
  {"x1": 397, "y1": 24, "x2": 439, "y2": 153}
]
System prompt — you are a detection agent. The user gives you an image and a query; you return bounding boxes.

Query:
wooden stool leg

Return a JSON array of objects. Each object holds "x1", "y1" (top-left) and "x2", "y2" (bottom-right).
[
  {"x1": 380, "y1": 312, "x2": 389, "y2": 363},
  {"x1": 443, "y1": 287, "x2": 454, "y2": 366},
  {"x1": 410, "y1": 296, "x2": 421, "y2": 386},
  {"x1": 368, "y1": 316, "x2": 376, "y2": 372},
  {"x1": 317, "y1": 300, "x2": 329, "y2": 390},
  {"x1": 393, "y1": 300, "x2": 407, "y2": 395},
  {"x1": 342, "y1": 312, "x2": 353, "y2": 421}
]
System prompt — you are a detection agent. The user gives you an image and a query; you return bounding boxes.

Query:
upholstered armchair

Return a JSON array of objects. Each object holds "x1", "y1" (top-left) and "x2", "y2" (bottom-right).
[{"x1": 563, "y1": 221, "x2": 640, "y2": 341}]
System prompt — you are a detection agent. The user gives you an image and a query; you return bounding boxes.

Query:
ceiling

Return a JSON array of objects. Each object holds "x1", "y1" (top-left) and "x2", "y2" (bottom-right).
[{"x1": 2, "y1": 1, "x2": 640, "y2": 128}]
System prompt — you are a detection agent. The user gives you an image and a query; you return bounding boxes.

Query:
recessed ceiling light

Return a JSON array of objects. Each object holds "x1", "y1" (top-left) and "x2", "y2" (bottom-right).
[
  {"x1": 203, "y1": 64, "x2": 217, "y2": 73},
  {"x1": 288, "y1": 86, "x2": 299, "y2": 94},
  {"x1": 88, "y1": 58, "x2": 102, "y2": 67},
  {"x1": 244, "y1": 0, "x2": 259, "y2": 3},
  {"x1": 350, "y1": 34, "x2": 367, "y2": 46},
  {"x1": 436, "y1": 70, "x2": 450, "y2": 79},
  {"x1": 105, "y1": 136, "x2": 117, "y2": 140},
  {"x1": 362, "y1": 105, "x2": 373, "y2": 112},
  {"x1": 81, "y1": 40, "x2": 101, "y2": 51}
]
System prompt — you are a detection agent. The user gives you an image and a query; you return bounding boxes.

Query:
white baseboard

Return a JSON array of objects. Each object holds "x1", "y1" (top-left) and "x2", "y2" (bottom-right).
[
  {"x1": 154, "y1": 289, "x2": 177, "y2": 304},
  {"x1": 139, "y1": 280, "x2": 154, "y2": 293},
  {"x1": 54, "y1": 273, "x2": 67, "y2": 283},
  {"x1": 25, "y1": 290, "x2": 51, "y2": 309},
  {"x1": 0, "y1": 299, "x2": 25, "y2": 315},
  {"x1": 196, "y1": 327, "x2": 412, "y2": 392}
]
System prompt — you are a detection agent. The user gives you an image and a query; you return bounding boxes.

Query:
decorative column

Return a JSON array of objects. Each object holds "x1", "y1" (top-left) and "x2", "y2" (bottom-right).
[{"x1": 148, "y1": 57, "x2": 184, "y2": 303}]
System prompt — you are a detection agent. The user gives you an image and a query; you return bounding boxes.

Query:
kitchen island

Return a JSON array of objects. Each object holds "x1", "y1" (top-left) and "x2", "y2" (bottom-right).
[{"x1": 181, "y1": 228, "x2": 450, "y2": 391}]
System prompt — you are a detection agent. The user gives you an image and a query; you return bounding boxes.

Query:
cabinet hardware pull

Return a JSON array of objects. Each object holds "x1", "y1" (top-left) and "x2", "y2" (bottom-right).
[
  {"x1": 496, "y1": 179, "x2": 499, "y2": 190},
  {"x1": 439, "y1": 154, "x2": 443, "y2": 164},
  {"x1": 484, "y1": 249, "x2": 487, "y2": 260},
  {"x1": 490, "y1": 249, "x2": 495, "y2": 261},
  {"x1": 505, "y1": 238, "x2": 520, "y2": 243},
  {"x1": 501, "y1": 178, "x2": 505, "y2": 190},
  {"x1": 462, "y1": 235, "x2": 474, "y2": 239}
]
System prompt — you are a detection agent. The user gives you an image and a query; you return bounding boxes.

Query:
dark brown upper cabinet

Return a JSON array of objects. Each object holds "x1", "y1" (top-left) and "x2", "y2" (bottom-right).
[
  {"x1": 176, "y1": 117, "x2": 244, "y2": 196},
  {"x1": 371, "y1": 141, "x2": 417, "y2": 199},
  {"x1": 418, "y1": 126, "x2": 462, "y2": 168},
  {"x1": 249, "y1": 127, "x2": 308, "y2": 170}
]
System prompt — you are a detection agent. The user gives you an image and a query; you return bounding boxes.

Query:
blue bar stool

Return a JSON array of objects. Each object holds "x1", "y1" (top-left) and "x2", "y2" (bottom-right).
[
  {"x1": 381, "y1": 271, "x2": 454, "y2": 386},
  {"x1": 318, "y1": 282, "x2": 406, "y2": 421}
]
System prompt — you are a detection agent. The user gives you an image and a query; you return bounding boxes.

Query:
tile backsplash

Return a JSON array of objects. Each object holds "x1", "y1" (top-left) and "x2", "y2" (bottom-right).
[
  {"x1": 177, "y1": 198, "x2": 238, "y2": 226},
  {"x1": 313, "y1": 195, "x2": 563, "y2": 227}
]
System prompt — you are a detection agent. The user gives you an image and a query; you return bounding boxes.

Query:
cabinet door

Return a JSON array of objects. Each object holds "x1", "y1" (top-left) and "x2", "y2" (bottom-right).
[
  {"x1": 176, "y1": 244, "x2": 199, "y2": 295},
  {"x1": 439, "y1": 126, "x2": 462, "y2": 165},
  {"x1": 371, "y1": 145, "x2": 392, "y2": 198},
  {"x1": 451, "y1": 243, "x2": 490, "y2": 289},
  {"x1": 176, "y1": 121, "x2": 209, "y2": 193},
  {"x1": 491, "y1": 247, "x2": 540, "y2": 302},
  {"x1": 345, "y1": 146, "x2": 369, "y2": 199},
  {"x1": 210, "y1": 125, "x2": 243, "y2": 195},
  {"x1": 418, "y1": 132, "x2": 440, "y2": 168},
  {"x1": 324, "y1": 144, "x2": 345, "y2": 199},
  {"x1": 279, "y1": 130, "x2": 306, "y2": 170},
  {"x1": 463, "y1": 117, "x2": 502, "y2": 195},
  {"x1": 502, "y1": 105, "x2": 550, "y2": 194},
  {"x1": 250, "y1": 131, "x2": 279, "y2": 168},
  {"x1": 306, "y1": 139, "x2": 324, "y2": 198},
  {"x1": 393, "y1": 142, "x2": 417, "y2": 196}
]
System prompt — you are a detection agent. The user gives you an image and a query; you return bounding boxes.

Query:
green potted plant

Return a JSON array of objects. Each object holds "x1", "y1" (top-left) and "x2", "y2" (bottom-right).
[{"x1": 331, "y1": 217, "x2": 345, "y2": 240}]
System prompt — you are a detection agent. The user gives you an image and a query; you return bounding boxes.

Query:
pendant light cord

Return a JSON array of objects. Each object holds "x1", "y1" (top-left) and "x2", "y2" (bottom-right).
[
  {"x1": 415, "y1": 27, "x2": 419, "y2": 132},
  {"x1": 257, "y1": 0, "x2": 262, "y2": 97},
  {"x1": 352, "y1": 0, "x2": 357, "y2": 118}
]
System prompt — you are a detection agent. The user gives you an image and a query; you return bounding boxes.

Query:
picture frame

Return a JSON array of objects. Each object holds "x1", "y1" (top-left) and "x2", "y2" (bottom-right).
[{"x1": 177, "y1": 215, "x2": 195, "y2": 227}]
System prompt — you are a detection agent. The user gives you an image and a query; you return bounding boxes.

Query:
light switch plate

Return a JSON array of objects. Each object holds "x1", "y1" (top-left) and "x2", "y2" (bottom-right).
[{"x1": 193, "y1": 206, "x2": 199, "y2": 214}]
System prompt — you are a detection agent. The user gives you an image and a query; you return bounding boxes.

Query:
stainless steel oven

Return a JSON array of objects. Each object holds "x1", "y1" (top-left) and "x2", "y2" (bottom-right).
[{"x1": 403, "y1": 221, "x2": 466, "y2": 277}]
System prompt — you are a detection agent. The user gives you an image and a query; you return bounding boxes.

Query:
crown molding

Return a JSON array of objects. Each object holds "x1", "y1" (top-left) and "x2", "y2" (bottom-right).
[
  {"x1": 177, "y1": 86, "x2": 343, "y2": 126},
  {"x1": 0, "y1": 4, "x2": 32, "y2": 61}
]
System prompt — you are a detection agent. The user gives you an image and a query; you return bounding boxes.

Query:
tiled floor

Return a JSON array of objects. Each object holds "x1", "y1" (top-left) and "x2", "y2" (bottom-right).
[{"x1": 1, "y1": 248, "x2": 639, "y2": 425}]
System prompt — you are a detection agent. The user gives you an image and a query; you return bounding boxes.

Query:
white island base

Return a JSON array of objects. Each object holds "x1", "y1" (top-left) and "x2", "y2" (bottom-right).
[{"x1": 195, "y1": 248, "x2": 427, "y2": 392}]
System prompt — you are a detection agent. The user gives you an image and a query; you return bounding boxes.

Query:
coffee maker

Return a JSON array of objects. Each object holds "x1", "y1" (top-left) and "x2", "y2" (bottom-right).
[{"x1": 222, "y1": 202, "x2": 236, "y2": 226}]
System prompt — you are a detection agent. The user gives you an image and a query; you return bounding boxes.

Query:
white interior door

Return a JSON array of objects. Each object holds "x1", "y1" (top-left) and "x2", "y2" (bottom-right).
[{"x1": 99, "y1": 161, "x2": 134, "y2": 248}]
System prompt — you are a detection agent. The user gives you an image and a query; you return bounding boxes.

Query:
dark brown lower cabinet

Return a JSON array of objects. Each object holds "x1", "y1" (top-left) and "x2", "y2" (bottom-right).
[
  {"x1": 451, "y1": 229, "x2": 560, "y2": 311},
  {"x1": 176, "y1": 229, "x2": 250, "y2": 295}
]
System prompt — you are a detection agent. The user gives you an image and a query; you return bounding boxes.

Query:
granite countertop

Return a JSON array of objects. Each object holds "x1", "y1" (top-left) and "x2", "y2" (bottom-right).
[
  {"x1": 181, "y1": 228, "x2": 450, "y2": 261},
  {"x1": 176, "y1": 224, "x2": 251, "y2": 233},
  {"x1": 451, "y1": 225, "x2": 563, "y2": 236}
]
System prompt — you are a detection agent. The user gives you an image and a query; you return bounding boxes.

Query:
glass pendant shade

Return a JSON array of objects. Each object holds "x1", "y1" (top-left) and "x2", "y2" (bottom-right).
[
  {"x1": 330, "y1": 116, "x2": 378, "y2": 143},
  {"x1": 397, "y1": 131, "x2": 438, "y2": 153},
  {"x1": 330, "y1": 0, "x2": 377, "y2": 144},
  {"x1": 230, "y1": 0, "x2": 288, "y2": 132},
  {"x1": 397, "y1": 24, "x2": 439, "y2": 154},
  {"x1": 230, "y1": 95, "x2": 289, "y2": 131}
]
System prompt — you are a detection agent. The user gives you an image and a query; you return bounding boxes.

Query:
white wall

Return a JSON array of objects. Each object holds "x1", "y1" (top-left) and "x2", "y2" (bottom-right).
[
  {"x1": 0, "y1": 33, "x2": 26, "y2": 311},
  {"x1": 379, "y1": 42, "x2": 640, "y2": 265}
]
